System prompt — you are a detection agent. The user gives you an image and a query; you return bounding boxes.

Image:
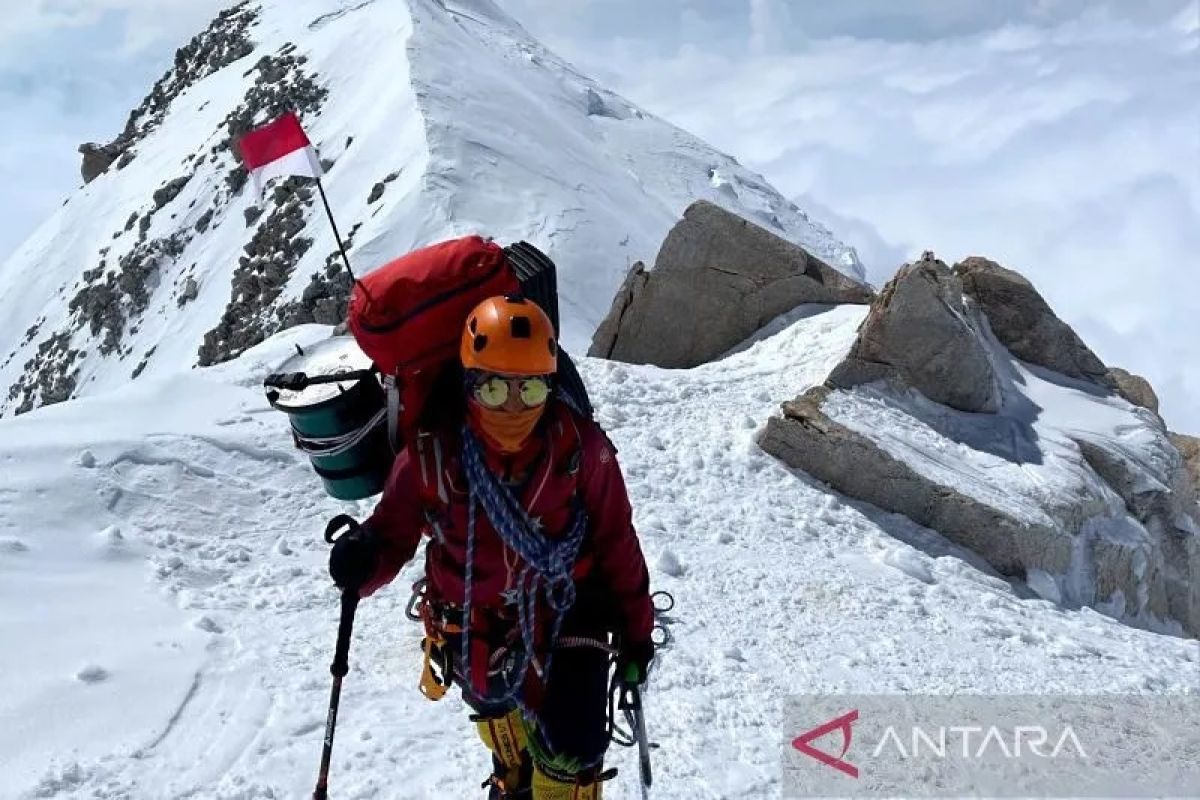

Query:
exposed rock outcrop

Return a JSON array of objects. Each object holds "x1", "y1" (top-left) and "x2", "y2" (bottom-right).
[
  {"x1": 759, "y1": 385, "x2": 1200, "y2": 637},
  {"x1": 759, "y1": 253, "x2": 1198, "y2": 636},
  {"x1": 78, "y1": 140, "x2": 129, "y2": 184},
  {"x1": 953, "y1": 256, "x2": 1114, "y2": 388},
  {"x1": 6, "y1": 333, "x2": 79, "y2": 415},
  {"x1": 828, "y1": 253, "x2": 1000, "y2": 413},
  {"x1": 152, "y1": 176, "x2": 191, "y2": 210},
  {"x1": 757, "y1": 251, "x2": 1200, "y2": 637},
  {"x1": 588, "y1": 200, "x2": 873, "y2": 367},
  {"x1": 760, "y1": 387, "x2": 1074, "y2": 574},
  {"x1": 588, "y1": 261, "x2": 647, "y2": 360},
  {"x1": 198, "y1": 178, "x2": 316, "y2": 366},
  {"x1": 117, "y1": 2, "x2": 260, "y2": 160},
  {"x1": 1072, "y1": 436, "x2": 1199, "y2": 630},
  {"x1": 177, "y1": 277, "x2": 199, "y2": 307},
  {"x1": 1108, "y1": 367, "x2": 1159, "y2": 414},
  {"x1": 1170, "y1": 433, "x2": 1200, "y2": 498}
]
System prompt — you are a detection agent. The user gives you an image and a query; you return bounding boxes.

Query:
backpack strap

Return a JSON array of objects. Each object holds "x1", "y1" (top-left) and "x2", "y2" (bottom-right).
[
  {"x1": 384, "y1": 372, "x2": 402, "y2": 454},
  {"x1": 414, "y1": 430, "x2": 451, "y2": 507}
]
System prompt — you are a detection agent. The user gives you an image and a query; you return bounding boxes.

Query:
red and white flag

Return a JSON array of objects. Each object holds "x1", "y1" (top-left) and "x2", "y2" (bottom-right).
[{"x1": 237, "y1": 112, "x2": 323, "y2": 196}]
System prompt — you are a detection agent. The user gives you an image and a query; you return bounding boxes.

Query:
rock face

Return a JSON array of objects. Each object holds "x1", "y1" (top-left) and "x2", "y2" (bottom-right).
[
  {"x1": 1108, "y1": 367, "x2": 1160, "y2": 414},
  {"x1": 588, "y1": 200, "x2": 873, "y2": 366},
  {"x1": 760, "y1": 386, "x2": 1073, "y2": 574},
  {"x1": 828, "y1": 253, "x2": 1000, "y2": 413},
  {"x1": 1170, "y1": 433, "x2": 1200, "y2": 497},
  {"x1": 588, "y1": 261, "x2": 648, "y2": 360},
  {"x1": 953, "y1": 256, "x2": 1114, "y2": 388},
  {"x1": 1072, "y1": 436, "x2": 1199, "y2": 632},
  {"x1": 759, "y1": 386, "x2": 1200, "y2": 638},
  {"x1": 78, "y1": 141, "x2": 128, "y2": 184},
  {"x1": 759, "y1": 252, "x2": 1199, "y2": 637}
]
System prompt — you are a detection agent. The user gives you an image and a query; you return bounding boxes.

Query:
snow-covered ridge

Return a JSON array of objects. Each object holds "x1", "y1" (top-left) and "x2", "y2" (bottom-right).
[
  {"x1": 3, "y1": 312, "x2": 1195, "y2": 798},
  {"x1": 0, "y1": 0, "x2": 860, "y2": 418}
]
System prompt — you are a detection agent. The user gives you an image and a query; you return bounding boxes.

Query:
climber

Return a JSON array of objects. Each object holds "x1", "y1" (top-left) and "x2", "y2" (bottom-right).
[{"x1": 327, "y1": 295, "x2": 655, "y2": 799}]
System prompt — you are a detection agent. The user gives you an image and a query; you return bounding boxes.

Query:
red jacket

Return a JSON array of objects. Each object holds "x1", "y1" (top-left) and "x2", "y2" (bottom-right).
[{"x1": 360, "y1": 401, "x2": 654, "y2": 644}]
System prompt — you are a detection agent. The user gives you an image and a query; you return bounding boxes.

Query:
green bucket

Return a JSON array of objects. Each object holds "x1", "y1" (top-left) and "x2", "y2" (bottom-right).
[{"x1": 265, "y1": 338, "x2": 394, "y2": 501}]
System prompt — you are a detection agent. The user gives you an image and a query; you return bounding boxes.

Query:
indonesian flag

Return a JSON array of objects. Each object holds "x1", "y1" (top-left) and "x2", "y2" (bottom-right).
[{"x1": 237, "y1": 112, "x2": 323, "y2": 196}]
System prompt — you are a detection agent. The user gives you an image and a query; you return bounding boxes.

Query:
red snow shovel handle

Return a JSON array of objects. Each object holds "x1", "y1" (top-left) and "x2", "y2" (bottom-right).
[{"x1": 313, "y1": 588, "x2": 359, "y2": 800}]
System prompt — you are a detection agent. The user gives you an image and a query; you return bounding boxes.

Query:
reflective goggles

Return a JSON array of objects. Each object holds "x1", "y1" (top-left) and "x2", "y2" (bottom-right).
[{"x1": 470, "y1": 374, "x2": 552, "y2": 409}]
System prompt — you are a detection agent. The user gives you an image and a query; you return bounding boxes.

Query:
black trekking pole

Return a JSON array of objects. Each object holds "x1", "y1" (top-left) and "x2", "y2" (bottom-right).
[
  {"x1": 313, "y1": 516, "x2": 364, "y2": 800},
  {"x1": 313, "y1": 589, "x2": 358, "y2": 800}
]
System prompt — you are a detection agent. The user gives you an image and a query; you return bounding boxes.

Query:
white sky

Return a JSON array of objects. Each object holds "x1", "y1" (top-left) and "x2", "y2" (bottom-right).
[{"x1": 1, "y1": 0, "x2": 1197, "y2": 429}]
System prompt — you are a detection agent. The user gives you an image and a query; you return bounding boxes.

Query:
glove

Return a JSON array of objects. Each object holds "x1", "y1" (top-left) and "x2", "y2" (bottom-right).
[
  {"x1": 328, "y1": 525, "x2": 380, "y2": 591},
  {"x1": 617, "y1": 638, "x2": 655, "y2": 686}
]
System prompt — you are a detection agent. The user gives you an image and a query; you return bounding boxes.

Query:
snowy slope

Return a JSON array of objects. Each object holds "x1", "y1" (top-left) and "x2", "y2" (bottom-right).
[
  {"x1": 0, "y1": 0, "x2": 859, "y2": 418},
  {"x1": 3, "y1": 312, "x2": 1195, "y2": 799}
]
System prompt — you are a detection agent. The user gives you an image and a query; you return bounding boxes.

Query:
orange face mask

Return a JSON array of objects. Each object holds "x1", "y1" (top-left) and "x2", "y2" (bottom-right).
[{"x1": 467, "y1": 401, "x2": 546, "y2": 454}]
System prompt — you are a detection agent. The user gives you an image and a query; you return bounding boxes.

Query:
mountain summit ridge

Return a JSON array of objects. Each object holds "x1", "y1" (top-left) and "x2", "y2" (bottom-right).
[{"x1": 0, "y1": 0, "x2": 860, "y2": 418}]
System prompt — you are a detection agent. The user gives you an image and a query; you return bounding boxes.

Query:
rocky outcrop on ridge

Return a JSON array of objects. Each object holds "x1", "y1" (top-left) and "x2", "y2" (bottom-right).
[
  {"x1": 827, "y1": 253, "x2": 1000, "y2": 413},
  {"x1": 589, "y1": 200, "x2": 873, "y2": 367},
  {"x1": 760, "y1": 254, "x2": 1200, "y2": 638}
]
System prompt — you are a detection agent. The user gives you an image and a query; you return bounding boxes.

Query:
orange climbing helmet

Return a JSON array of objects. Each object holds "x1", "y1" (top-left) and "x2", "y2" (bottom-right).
[{"x1": 460, "y1": 296, "x2": 558, "y2": 376}]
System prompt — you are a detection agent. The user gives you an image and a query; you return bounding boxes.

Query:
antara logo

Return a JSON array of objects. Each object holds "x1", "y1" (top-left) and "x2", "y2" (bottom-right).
[
  {"x1": 792, "y1": 709, "x2": 1091, "y2": 780},
  {"x1": 792, "y1": 709, "x2": 860, "y2": 778}
]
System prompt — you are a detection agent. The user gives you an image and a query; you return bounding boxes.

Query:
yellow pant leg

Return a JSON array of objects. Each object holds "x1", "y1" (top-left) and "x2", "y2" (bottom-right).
[
  {"x1": 475, "y1": 709, "x2": 530, "y2": 790},
  {"x1": 531, "y1": 763, "x2": 602, "y2": 800}
]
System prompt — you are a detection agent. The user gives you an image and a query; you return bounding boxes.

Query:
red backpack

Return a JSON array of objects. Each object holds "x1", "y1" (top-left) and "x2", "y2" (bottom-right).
[{"x1": 347, "y1": 236, "x2": 520, "y2": 447}]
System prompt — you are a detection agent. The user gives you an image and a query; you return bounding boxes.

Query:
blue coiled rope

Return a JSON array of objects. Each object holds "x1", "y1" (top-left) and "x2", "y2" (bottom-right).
[{"x1": 459, "y1": 425, "x2": 588, "y2": 709}]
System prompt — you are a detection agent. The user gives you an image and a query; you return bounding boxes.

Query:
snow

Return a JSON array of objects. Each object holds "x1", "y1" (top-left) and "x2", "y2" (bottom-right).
[
  {"x1": 2, "y1": 307, "x2": 1196, "y2": 798},
  {"x1": 0, "y1": 0, "x2": 860, "y2": 416},
  {"x1": 547, "y1": 3, "x2": 1200, "y2": 432},
  {"x1": 0, "y1": 2, "x2": 1196, "y2": 797}
]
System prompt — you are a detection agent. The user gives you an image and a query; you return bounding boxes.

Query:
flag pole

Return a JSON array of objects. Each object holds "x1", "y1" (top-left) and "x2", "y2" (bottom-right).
[{"x1": 315, "y1": 178, "x2": 358, "y2": 285}]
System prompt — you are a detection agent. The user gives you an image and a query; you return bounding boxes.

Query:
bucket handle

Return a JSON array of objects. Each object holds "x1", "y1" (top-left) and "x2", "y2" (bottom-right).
[{"x1": 264, "y1": 368, "x2": 378, "y2": 406}]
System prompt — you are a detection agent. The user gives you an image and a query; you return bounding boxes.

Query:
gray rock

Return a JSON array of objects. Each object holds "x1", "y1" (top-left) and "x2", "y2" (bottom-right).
[
  {"x1": 828, "y1": 254, "x2": 1000, "y2": 413},
  {"x1": 588, "y1": 200, "x2": 873, "y2": 367},
  {"x1": 1108, "y1": 367, "x2": 1159, "y2": 414},
  {"x1": 79, "y1": 143, "x2": 117, "y2": 184},
  {"x1": 153, "y1": 176, "x2": 191, "y2": 210},
  {"x1": 588, "y1": 261, "x2": 648, "y2": 360},
  {"x1": 194, "y1": 209, "x2": 214, "y2": 234},
  {"x1": 758, "y1": 386, "x2": 1200, "y2": 637},
  {"x1": 178, "y1": 277, "x2": 199, "y2": 307},
  {"x1": 1073, "y1": 436, "x2": 1199, "y2": 633},
  {"x1": 367, "y1": 181, "x2": 386, "y2": 204},
  {"x1": 954, "y1": 256, "x2": 1114, "y2": 388},
  {"x1": 585, "y1": 88, "x2": 624, "y2": 119},
  {"x1": 77, "y1": 140, "x2": 130, "y2": 185},
  {"x1": 759, "y1": 386, "x2": 1072, "y2": 576}
]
